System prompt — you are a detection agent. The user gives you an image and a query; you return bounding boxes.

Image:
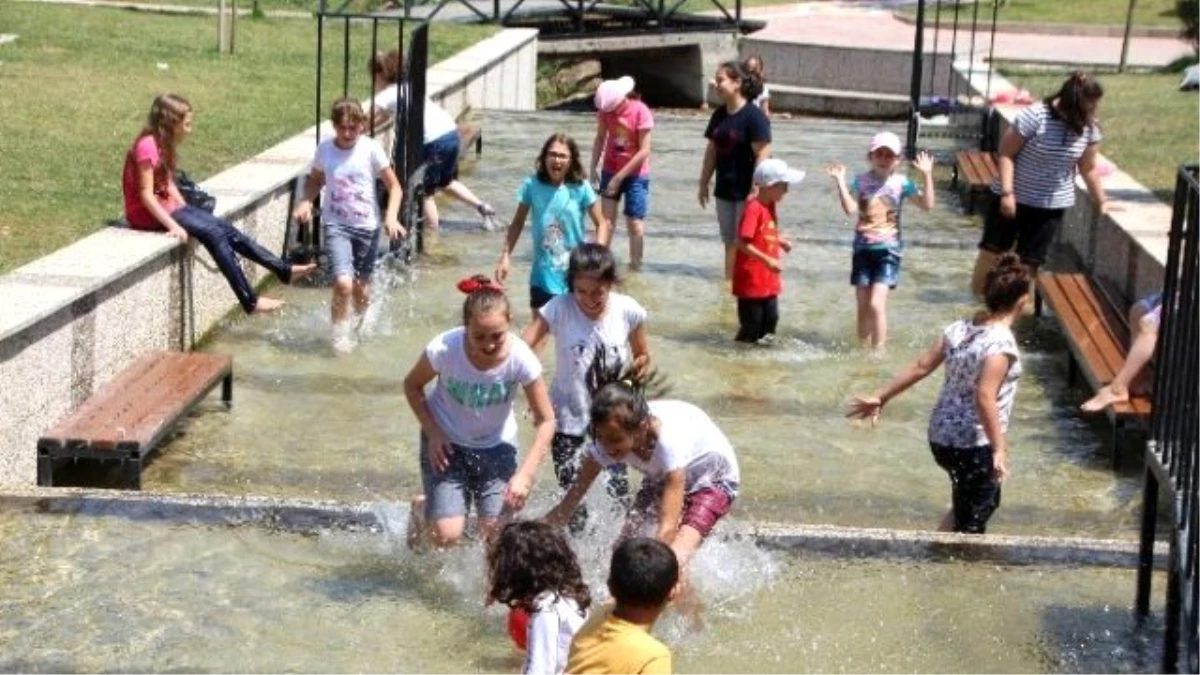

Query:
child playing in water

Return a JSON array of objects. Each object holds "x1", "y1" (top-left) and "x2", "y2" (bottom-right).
[
  {"x1": 565, "y1": 537, "x2": 678, "y2": 675},
  {"x1": 543, "y1": 382, "x2": 739, "y2": 569},
  {"x1": 744, "y1": 54, "x2": 771, "y2": 119},
  {"x1": 401, "y1": 277, "x2": 556, "y2": 548},
  {"x1": 293, "y1": 98, "x2": 404, "y2": 355},
  {"x1": 827, "y1": 132, "x2": 935, "y2": 350},
  {"x1": 369, "y1": 50, "x2": 499, "y2": 233},
  {"x1": 523, "y1": 243, "x2": 651, "y2": 532},
  {"x1": 1081, "y1": 291, "x2": 1162, "y2": 412},
  {"x1": 487, "y1": 520, "x2": 591, "y2": 675},
  {"x1": 496, "y1": 133, "x2": 612, "y2": 315},
  {"x1": 847, "y1": 253, "x2": 1031, "y2": 534},
  {"x1": 122, "y1": 93, "x2": 316, "y2": 314},
  {"x1": 590, "y1": 76, "x2": 654, "y2": 271},
  {"x1": 732, "y1": 158, "x2": 804, "y2": 344},
  {"x1": 698, "y1": 59, "x2": 771, "y2": 281}
]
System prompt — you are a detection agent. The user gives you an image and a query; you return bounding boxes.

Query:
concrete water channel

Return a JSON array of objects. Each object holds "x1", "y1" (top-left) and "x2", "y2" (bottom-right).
[{"x1": 0, "y1": 111, "x2": 1166, "y2": 672}]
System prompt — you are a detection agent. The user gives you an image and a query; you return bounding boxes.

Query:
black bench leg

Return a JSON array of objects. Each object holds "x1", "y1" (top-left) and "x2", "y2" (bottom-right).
[
  {"x1": 1034, "y1": 288, "x2": 1043, "y2": 317},
  {"x1": 1111, "y1": 419, "x2": 1126, "y2": 471},
  {"x1": 1067, "y1": 357, "x2": 1079, "y2": 386},
  {"x1": 222, "y1": 372, "x2": 233, "y2": 410},
  {"x1": 124, "y1": 457, "x2": 142, "y2": 490},
  {"x1": 38, "y1": 451, "x2": 53, "y2": 487}
]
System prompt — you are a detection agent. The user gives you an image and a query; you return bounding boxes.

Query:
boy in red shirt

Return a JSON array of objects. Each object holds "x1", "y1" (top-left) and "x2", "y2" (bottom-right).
[{"x1": 732, "y1": 158, "x2": 805, "y2": 344}]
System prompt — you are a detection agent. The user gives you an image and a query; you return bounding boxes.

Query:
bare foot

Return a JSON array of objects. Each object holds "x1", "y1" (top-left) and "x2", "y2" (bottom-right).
[
  {"x1": 1081, "y1": 385, "x2": 1128, "y2": 412},
  {"x1": 289, "y1": 263, "x2": 318, "y2": 284},
  {"x1": 252, "y1": 296, "x2": 286, "y2": 314},
  {"x1": 406, "y1": 495, "x2": 427, "y2": 551}
]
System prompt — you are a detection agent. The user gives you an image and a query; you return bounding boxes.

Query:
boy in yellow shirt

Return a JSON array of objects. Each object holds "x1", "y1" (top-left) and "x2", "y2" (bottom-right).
[{"x1": 566, "y1": 538, "x2": 678, "y2": 674}]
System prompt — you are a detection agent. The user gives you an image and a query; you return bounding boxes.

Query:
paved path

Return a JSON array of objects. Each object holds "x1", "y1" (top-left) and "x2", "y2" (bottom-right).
[{"x1": 741, "y1": 2, "x2": 1192, "y2": 68}]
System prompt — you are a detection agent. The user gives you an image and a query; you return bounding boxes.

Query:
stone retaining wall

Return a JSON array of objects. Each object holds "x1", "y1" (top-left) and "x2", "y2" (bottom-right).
[{"x1": 0, "y1": 28, "x2": 538, "y2": 486}]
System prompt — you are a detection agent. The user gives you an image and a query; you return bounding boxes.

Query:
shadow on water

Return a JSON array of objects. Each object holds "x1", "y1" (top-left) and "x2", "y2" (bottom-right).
[{"x1": 1036, "y1": 604, "x2": 1163, "y2": 674}]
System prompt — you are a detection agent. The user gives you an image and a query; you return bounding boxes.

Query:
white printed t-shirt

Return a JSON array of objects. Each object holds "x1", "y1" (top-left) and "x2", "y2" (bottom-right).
[
  {"x1": 522, "y1": 592, "x2": 588, "y2": 675},
  {"x1": 539, "y1": 292, "x2": 647, "y2": 436},
  {"x1": 313, "y1": 137, "x2": 390, "y2": 230},
  {"x1": 425, "y1": 327, "x2": 542, "y2": 449},
  {"x1": 928, "y1": 319, "x2": 1022, "y2": 448},
  {"x1": 589, "y1": 400, "x2": 740, "y2": 495}
]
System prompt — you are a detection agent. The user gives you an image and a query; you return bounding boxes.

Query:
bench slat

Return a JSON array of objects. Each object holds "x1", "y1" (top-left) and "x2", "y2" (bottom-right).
[
  {"x1": 1037, "y1": 272, "x2": 1152, "y2": 419},
  {"x1": 92, "y1": 354, "x2": 231, "y2": 450},
  {"x1": 42, "y1": 352, "x2": 231, "y2": 453},
  {"x1": 42, "y1": 353, "x2": 179, "y2": 441}
]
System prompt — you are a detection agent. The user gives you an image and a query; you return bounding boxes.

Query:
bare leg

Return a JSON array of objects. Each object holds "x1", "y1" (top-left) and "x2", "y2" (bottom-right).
[
  {"x1": 855, "y1": 286, "x2": 872, "y2": 345},
  {"x1": 1082, "y1": 311, "x2": 1159, "y2": 411},
  {"x1": 352, "y1": 279, "x2": 371, "y2": 317},
  {"x1": 601, "y1": 196, "x2": 619, "y2": 247},
  {"x1": 331, "y1": 275, "x2": 354, "y2": 325},
  {"x1": 971, "y1": 249, "x2": 1003, "y2": 299},
  {"x1": 428, "y1": 514, "x2": 467, "y2": 549},
  {"x1": 422, "y1": 195, "x2": 440, "y2": 234},
  {"x1": 253, "y1": 297, "x2": 285, "y2": 314},
  {"x1": 938, "y1": 508, "x2": 955, "y2": 532},
  {"x1": 723, "y1": 244, "x2": 736, "y2": 281},
  {"x1": 443, "y1": 179, "x2": 484, "y2": 209},
  {"x1": 628, "y1": 217, "x2": 645, "y2": 271},
  {"x1": 670, "y1": 524, "x2": 705, "y2": 568},
  {"x1": 868, "y1": 283, "x2": 890, "y2": 349}
]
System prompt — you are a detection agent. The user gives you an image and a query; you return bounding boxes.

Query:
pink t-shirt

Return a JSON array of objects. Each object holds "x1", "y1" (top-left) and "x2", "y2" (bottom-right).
[
  {"x1": 122, "y1": 134, "x2": 184, "y2": 230},
  {"x1": 599, "y1": 99, "x2": 654, "y2": 177}
]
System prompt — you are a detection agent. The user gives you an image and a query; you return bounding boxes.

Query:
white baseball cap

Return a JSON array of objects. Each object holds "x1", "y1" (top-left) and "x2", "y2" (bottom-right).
[
  {"x1": 594, "y1": 76, "x2": 635, "y2": 113},
  {"x1": 753, "y1": 158, "x2": 807, "y2": 187},
  {"x1": 869, "y1": 131, "x2": 903, "y2": 155}
]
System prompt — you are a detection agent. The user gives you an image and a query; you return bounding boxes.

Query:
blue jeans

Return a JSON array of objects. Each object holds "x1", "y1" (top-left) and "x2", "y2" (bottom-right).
[
  {"x1": 850, "y1": 245, "x2": 903, "y2": 289},
  {"x1": 422, "y1": 131, "x2": 460, "y2": 192},
  {"x1": 419, "y1": 434, "x2": 517, "y2": 520},
  {"x1": 171, "y1": 205, "x2": 291, "y2": 313}
]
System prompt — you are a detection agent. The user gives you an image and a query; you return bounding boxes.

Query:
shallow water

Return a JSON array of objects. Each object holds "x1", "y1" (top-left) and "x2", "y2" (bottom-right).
[
  {"x1": 131, "y1": 111, "x2": 1142, "y2": 539},
  {"x1": 0, "y1": 506, "x2": 1162, "y2": 673}
]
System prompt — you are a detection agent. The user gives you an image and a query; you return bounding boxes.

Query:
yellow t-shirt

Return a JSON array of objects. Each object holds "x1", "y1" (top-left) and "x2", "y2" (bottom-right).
[{"x1": 566, "y1": 608, "x2": 672, "y2": 674}]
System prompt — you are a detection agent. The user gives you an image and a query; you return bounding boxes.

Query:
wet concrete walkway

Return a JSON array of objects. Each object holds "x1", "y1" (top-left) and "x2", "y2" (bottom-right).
[{"x1": 741, "y1": 2, "x2": 1192, "y2": 68}]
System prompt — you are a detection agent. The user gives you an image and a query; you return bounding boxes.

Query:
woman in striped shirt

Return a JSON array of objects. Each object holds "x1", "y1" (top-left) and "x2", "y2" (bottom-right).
[{"x1": 970, "y1": 72, "x2": 1110, "y2": 297}]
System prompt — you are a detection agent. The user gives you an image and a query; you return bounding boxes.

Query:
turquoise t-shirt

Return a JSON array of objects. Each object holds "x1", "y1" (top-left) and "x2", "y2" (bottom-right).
[{"x1": 517, "y1": 175, "x2": 597, "y2": 295}]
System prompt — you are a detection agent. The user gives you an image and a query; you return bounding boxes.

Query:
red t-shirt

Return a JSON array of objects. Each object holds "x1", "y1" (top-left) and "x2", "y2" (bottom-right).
[
  {"x1": 122, "y1": 134, "x2": 183, "y2": 230},
  {"x1": 731, "y1": 198, "x2": 781, "y2": 299}
]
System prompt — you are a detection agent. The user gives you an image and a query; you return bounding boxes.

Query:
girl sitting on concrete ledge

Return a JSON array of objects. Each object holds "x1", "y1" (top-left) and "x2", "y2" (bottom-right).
[{"x1": 121, "y1": 93, "x2": 316, "y2": 314}]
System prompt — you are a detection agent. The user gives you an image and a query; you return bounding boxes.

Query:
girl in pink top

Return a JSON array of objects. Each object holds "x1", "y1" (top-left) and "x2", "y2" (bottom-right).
[
  {"x1": 121, "y1": 94, "x2": 315, "y2": 314},
  {"x1": 589, "y1": 76, "x2": 654, "y2": 271}
]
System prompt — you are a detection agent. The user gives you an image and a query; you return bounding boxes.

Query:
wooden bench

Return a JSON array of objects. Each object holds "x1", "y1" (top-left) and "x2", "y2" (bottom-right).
[
  {"x1": 457, "y1": 123, "x2": 482, "y2": 161},
  {"x1": 952, "y1": 150, "x2": 998, "y2": 215},
  {"x1": 1035, "y1": 271, "x2": 1152, "y2": 466},
  {"x1": 37, "y1": 351, "x2": 233, "y2": 489}
]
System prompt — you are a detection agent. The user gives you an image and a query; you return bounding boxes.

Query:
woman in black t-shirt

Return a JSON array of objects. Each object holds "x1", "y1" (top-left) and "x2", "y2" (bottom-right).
[{"x1": 699, "y1": 60, "x2": 772, "y2": 281}]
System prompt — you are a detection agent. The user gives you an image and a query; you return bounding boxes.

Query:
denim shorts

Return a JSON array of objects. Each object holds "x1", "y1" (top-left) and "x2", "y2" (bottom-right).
[
  {"x1": 850, "y1": 245, "x2": 902, "y2": 288},
  {"x1": 599, "y1": 172, "x2": 650, "y2": 220},
  {"x1": 419, "y1": 434, "x2": 517, "y2": 520},
  {"x1": 325, "y1": 221, "x2": 380, "y2": 280},
  {"x1": 715, "y1": 198, "x2": 746, "y2": 245},
  {"x1": 422, "y1": 131, "x2": 460, "y2": 193}
]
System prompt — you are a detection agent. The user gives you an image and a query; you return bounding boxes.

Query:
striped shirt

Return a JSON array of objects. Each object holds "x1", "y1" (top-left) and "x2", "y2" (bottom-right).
[{"x1": 991, "y1": 102, "x2": 1101, "y2": 210}]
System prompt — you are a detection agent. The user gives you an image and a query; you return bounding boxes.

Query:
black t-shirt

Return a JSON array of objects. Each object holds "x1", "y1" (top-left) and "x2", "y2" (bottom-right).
[{"x1": 704, "y1": 103, "x2": 772, "y2": 201}]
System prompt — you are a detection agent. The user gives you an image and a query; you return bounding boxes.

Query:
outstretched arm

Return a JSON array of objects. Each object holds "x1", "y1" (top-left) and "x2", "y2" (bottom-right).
[
  {"x1": 847, "y1": 334, "x2": 947, "y2": 425},
  {"x1": 544, "y1": 455, "x2": 602, "y2": 527}
]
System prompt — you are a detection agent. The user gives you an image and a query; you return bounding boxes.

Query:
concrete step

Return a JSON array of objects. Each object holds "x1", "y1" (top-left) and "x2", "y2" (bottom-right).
[{"x1": 769, "y1": 84, "x2": 909, "y2": 119}]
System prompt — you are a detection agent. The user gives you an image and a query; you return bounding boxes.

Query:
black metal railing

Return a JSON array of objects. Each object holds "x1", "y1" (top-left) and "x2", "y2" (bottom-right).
[
  {"x1": 905, "y1": 0, "x2": 1001, "y2": 158},
  {"x1": 398, "y1": 0, "x2": 749, "y2": 34},
  {"x1": 1136, "y1": 163, "x2": 1200, "y2": 674}
]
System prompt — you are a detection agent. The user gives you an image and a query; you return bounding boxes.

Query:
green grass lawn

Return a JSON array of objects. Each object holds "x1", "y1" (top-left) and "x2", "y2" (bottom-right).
[
  {"x1": 0, "y1": 3, "x2": 495, "y2": 274},
  {"x1": 899, "y1": 0, "x2": 1181, "y2": 28},
  {"x1": 1000, "y1": 69, "x2": 1199, "y2": 201}
]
